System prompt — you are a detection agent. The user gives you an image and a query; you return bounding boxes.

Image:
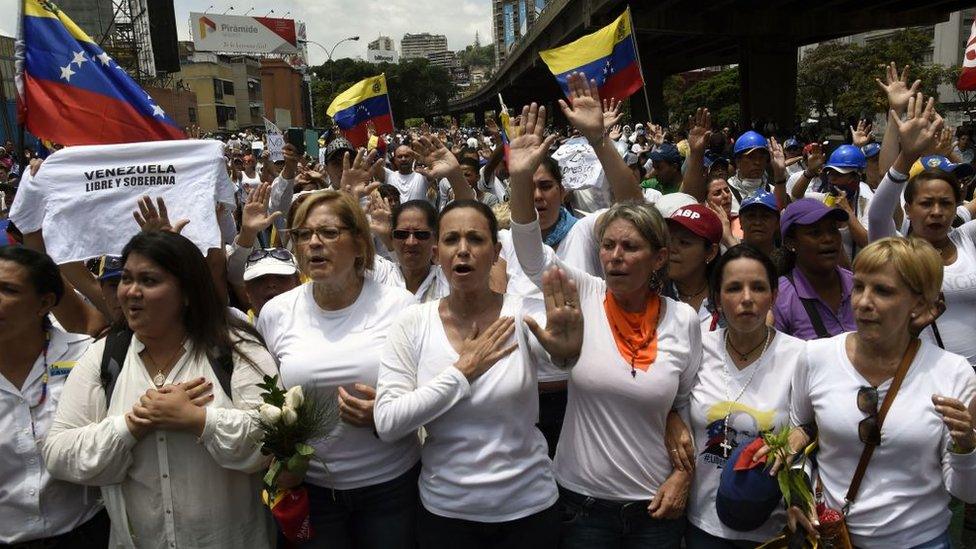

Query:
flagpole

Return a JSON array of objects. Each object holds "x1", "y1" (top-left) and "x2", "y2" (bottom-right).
[{"x1": 626, "y1": 7, "x2": 654, "y2": 124}]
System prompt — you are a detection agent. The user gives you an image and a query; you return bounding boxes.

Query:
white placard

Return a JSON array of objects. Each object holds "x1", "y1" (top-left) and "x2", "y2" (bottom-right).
[{"x1": 551, "y1": 137, "x2": 606, "y2": 192}]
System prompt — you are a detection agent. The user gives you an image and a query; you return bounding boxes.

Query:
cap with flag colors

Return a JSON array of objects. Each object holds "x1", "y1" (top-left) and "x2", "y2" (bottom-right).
[
  {"x1": 539, "y1": 7, "x2": 644, "y2": 102},
  {"x1": 19, "y1": 0, "x2": 185, "y2": 145},
  {"x1": 326, "y1": 74, "x2": 394, "y2": 148}
]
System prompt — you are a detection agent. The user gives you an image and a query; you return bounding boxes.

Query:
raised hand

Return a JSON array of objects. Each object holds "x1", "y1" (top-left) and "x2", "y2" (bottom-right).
[
  {"x1": 558, "y1": 72, "x2": 605, "y2": 143},
  {"x1": 806, "y1": 143, "x2": 826, "y2": 174},
  {"x1": 508, "y1": 102, "x2": 558, "y2": 178},
  {"x1": 890, "y1": 92, "x2": 944, "y2": 162},
  {"x1": 768, "y1": 136, "x2": 787, "y2": 181},
  {"x1": 686, "y1": 108, "x2": 712, "y2": 154},
  {"x1": 649, "y1": 123, "x2": 665, "y2": 147},
  {"x1": 365, "y1": 192, "x2": 392, "y2": 243},
  {"x1": 850, "y1": 119, "x2": 873, "y2": 148},
  {"x1": 281, "y1": 143, "x2": 299, "y2": 180},
  {"x1": 452, "y1": 317, "x2": 518, "y2": 382},
  {"x1": 339, "y1": 148, "x2": 382, "y2": 200},
  {"x1": 602, "y1": 97, "x2": 623, "y2": 131},
  {"x1": 485, "y1": 116, "x2": 501, "y2": 138},
  {"x1": 608, "y1": 124, "x2": 623, "y2": 141},
  {"x1": 410, "y1": 134, "x2": 461, "y2": 181},
  {"x1": 241, "y1": 181, "x2": 283, "y2": 236},
  {"x1": 133, "y1": 195, "x2": 189, "y2": 234},
  {"x1": 933, "y1": 126, "x2": 955, "y2": 157},
  {"x1": 875, "y1": 62, "x2": 921, "y2": 114},
  {"x1": 524, "y1": 267, "x2": 583, "y2": 361}
]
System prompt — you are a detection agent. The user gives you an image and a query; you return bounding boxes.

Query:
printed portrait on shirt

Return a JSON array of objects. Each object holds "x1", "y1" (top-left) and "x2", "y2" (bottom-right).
[{"x1": 700, "y1": 402, "x2": 775, "y2": 467}]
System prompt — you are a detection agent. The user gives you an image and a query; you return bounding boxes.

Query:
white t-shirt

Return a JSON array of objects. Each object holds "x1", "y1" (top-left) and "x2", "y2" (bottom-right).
[
  {"x1": 384, "y1": 167, "x2": 430, "y2": 204},
  {"x1": 688, "y1": 330, "x2": 806, "y2": 542},
  {"x1": 510, "y1": 218, "x2": 703, "y2": 501},
  {"x1": 478, "y1": 165, "x2": 508, "y2": 201},
  {"x1": 375, "y1": 295, "x2": 558, "y2": 522},
  {"x1": 557, "y1": 209, "x2": 604, "y2": 279},
  {"x1": 256, "y1": 279, "x2": 421, "y2": 490},
  {"x1": 791, "y1": 334, "x2": 976, "y2": 548},
  {"x1": 370, "y1": 254, "x2": 450, "y2": 303}
]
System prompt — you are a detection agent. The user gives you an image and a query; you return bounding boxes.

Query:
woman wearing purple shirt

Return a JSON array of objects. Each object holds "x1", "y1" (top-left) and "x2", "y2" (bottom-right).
[{"x1": 773, "y1": 199, "x2": 857, "y2": 340}]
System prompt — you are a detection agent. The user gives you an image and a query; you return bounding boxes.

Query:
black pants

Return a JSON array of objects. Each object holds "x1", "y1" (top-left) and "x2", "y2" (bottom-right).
[
  {"x1": 2, "y1": 509, "x2": 110, "y2": 549},
  {"x1": 417, "y1": 503, "x2": 560, "y2": 549},
  {"x1": 537, "y1": 389, "x2": 568, "y2": 459}
]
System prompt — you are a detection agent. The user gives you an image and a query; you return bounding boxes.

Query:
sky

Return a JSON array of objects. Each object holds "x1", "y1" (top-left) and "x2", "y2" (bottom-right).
[{"x1": 172, "y1": 0, "x2": 493, "y2": 65}]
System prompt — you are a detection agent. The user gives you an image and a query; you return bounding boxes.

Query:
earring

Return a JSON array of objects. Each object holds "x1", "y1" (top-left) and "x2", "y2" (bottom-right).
[{"x1": 911, "y1": 312, "x2": 917, "y2": 319}]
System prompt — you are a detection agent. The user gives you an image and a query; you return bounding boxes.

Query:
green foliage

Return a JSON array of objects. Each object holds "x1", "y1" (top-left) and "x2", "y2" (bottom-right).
[
  {"x1": 797, "y1": 28, "x2": 952, "y2": 129},
  {"x1": 311, "y1": 58, "x2": 456, "y2": 128},
  {"x1": 665, "y1": 67, "x2": 741, "y2": 129},
  {"x1": 762, "y1": 427, "x2": 816, "y2": 511},
  {"x1": 258, "y1": 375, "x2": 286, "y2": 408},
  {"x1": 457, "y1": 43, "x2": 494, "y2": 69}
]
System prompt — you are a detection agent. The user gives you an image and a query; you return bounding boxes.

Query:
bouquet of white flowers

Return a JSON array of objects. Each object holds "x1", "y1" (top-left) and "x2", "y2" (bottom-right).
[{"x1": 256, "y1": 375, "x2": 337, "y2": 543}]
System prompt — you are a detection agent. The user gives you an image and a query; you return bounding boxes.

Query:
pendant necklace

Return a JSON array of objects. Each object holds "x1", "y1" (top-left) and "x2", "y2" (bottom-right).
[
  {"x1": 145, "y1": 342, "x2": 185, "y2": 388},
  {"x1": 720, "y1": 327, "x2": 771, "y2": 458}
]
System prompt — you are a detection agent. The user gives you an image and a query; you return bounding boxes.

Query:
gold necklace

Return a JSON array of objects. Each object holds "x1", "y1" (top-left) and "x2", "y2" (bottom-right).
[{"x1": 144, "y1": 342, "x2": 185, "y2": 387}]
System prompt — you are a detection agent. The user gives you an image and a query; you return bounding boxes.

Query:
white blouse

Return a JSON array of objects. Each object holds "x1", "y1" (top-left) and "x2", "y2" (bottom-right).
[{"x1": 42, "y1": 332, "x2": 277, "y2": 549}]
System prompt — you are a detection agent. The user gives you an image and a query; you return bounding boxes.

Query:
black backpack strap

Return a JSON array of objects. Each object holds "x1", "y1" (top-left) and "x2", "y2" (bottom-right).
[
  {"x1": 931, "y1": 320, "x2": 945, "y2": 349},
  {"x1": 100, "y1": 328, "x2": 134, "y2": 406},
  {"x1": 208, "y1": 347, "x2": 235, "y2": 399},
  {"x1": 786, "y1": 274, "x2": 830, "y2": 339},
  {"x1": 729, "y1": 184, "x2": 742, "y2": 204}
]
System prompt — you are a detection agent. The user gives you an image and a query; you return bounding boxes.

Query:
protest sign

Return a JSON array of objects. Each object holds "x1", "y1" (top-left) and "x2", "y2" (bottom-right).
[
  {"x1": 551, "y1": 137, "x2": 607, "y2": 192},
  {"x1": 9, "y1": 140, "x2": 235, "y2": 264},
  {"x1": 265, "y1": 118, "x2": 285, "y2": 162}
]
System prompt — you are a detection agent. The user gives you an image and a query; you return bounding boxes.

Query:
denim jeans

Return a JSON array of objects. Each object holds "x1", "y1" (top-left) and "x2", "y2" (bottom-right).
[
  {"x1": 299, "y1": 462, "x2": 420, "y2": 549},
  {"x1": 417, "y1": 502, "x2": 559, "y2": 549},
  {"x1": 558, "y1": 486, "x2": 685, "y2": 549},
  {"x1": 684, "y1": 524, "x2": 760, "y2": 549}
]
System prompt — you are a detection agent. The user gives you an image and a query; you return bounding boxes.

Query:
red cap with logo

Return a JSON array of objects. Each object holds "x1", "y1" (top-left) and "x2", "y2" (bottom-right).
[{"x1": 667, "y1": 204, "x2": 723, "y2": 245}]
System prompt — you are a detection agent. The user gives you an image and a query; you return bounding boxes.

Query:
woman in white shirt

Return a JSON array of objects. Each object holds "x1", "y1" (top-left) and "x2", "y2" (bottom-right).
[
  {"x1": 867, "y1": 94, "x2": 976, "y2": 368},
  {"x1": 0, "y1": 247, "x2": 107, "y2": 546},
  {"x1": 257, "y1": 190, "x2": 421, "y2": 549},
  {"x1": 681, "y1": 244, "x2": 806, "y2": 547},
  {"x1": 783, "y1": 237, "x2": 976, "y2": 548},
  {"x1": 43, "y1": 230, "x2": 277, "y2": 549},
  {"x1": 370, "y1": 199, "x2": 450, "y2": 302},
  {"x1": 508, "y1": 91, "x2": 701, "y2": 548},
  {"x1": 375, "y1": 199, "x2": 582, "y2": 548}
]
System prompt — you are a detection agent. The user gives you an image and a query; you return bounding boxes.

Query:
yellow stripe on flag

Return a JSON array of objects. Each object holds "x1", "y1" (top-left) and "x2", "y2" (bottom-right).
[
  {"x1": 24, "y1": 0, "x2": 97, "y2": 44},
  {"x1": 539, "y1": 8, "x2": 633, "y2": 75},
  {"x1": 326, "y1": 74, "x2": 389, "y2": 117}
]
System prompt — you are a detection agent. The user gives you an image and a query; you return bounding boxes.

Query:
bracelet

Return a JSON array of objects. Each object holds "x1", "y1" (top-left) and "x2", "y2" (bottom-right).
[{"x1": 888, "y1": 169, "x2": 908, "y2": 183}]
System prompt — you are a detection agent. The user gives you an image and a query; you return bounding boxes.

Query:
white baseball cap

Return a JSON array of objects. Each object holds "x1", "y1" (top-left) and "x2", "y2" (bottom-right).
[
  {"x1": 243, "y1": 248, "x2": 299, "y2": 282},
  {"x1": 653, "y1": 192, "x2": 698, "y2": 218}
]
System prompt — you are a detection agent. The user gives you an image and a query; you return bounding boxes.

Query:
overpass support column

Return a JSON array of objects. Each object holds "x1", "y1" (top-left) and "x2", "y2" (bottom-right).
[
  {"x1": 474, "y1": 110, "x2": 486, "y2": 127},
  {"x1": 739, "y1": 37, "x2": 797, "y2": 134}
]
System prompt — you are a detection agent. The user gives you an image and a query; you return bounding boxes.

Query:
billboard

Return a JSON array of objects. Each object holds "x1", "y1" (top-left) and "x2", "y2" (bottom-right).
[{"x1": 190, "y1": 12, "x2": 298, "y2": 55}]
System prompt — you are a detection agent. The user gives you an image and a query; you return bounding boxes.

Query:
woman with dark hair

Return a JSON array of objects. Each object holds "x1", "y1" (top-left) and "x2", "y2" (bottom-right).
[
  {"x1": 371, "y1": 199, "x2": 449, "y2": 302},
  {"x1": 0, "y1": 246, "x2": 109, "y2": 546},
  {"x1": 257, "y1": 190, "x2": 421, "y2": 549},
  {"x1": 508, "y1": 94, "x2": 701, "y2": 548},
  {"x1": 663, "y1": 204, "x2": 723, "y2": 333},
  {"x1": 672, "y1": 244, "x2": 807, "y2": 547},
  {"x1": 375, "y1": 198, "x2": 581, "y2": 548},
  {"x1": 773, "y1": 198, "x2": 855, "y2": 340},
  {"x1": 868, "y1": 93, "x2": 976, "y2": 368},
  {"x1": 43, "y1": 230, "x2": 277, "y2": 549}
]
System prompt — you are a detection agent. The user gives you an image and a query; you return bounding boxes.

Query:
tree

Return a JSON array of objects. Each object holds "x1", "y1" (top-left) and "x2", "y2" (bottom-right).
[
  {"x1": 945, "y1": 65, "x2": 976, "y2": 127},
  {"x1": 665, "y1": 67, "x2": 741, "y2": 130},
  {"x1": 457, "y1": 43, "x2": 494, "y2": 69}
]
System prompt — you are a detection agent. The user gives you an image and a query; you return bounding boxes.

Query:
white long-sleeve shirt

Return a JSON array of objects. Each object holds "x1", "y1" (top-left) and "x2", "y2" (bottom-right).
[
  {"x1": 375, "y1": 295, "x2": 558, "y2": 522},
  {"x1": 791, "y1": 334, "x2": 976, "y2": 548},
  {"x1": 370, "y1": 254, "x2": 450, "y2": 303},
  {"x1": 42, "y1": 333, "x2": 277, "y2": 549},
  {"x1": 511, "y1": 217, "x2": 702, "y2": 501},
  {"x1": 868, "y1": 169, "x2": 976, "y2": 366},
  {"x1": 257, "y1": 279, "x2": 422, "y2": 490},
  {"x1": 0, "y1": 326, "x2": 101, "y2": 544}
]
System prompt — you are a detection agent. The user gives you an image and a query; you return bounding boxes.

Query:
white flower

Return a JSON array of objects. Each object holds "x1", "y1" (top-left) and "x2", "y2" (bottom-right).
[
  {"x1": 281, "y1": 405, "x2": 298, "y2": 426},
  {"x1": 284, "y1": 386, "x2": 304, "y2": 409},
  {"x1": 259, "y1": 404, "x2": 282, "y2": 424}
]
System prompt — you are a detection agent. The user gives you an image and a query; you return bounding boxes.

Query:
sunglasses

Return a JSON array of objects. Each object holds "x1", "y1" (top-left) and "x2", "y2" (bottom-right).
[
  {"x1": 857, "y1": 386, "x2": 881, "y2": 445},
  {"x1": 288, "y1": 226, "x2": 348, "y2": 243},
  {"x1": 245, "y1": 248, "x2": 295, "y2": 266},
  {"x1": 392, "y1": 229, "x2": 432, "y2": 241}
]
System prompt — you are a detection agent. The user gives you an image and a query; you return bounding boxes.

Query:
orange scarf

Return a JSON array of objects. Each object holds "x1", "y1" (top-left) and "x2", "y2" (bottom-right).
[{"x1": 604, "y1": 292, "x2": 660, "y2": 375}]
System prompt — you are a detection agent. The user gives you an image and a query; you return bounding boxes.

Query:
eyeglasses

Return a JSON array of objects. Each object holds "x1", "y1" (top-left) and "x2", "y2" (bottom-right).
[
  {"x1": 392, "y1": 229, "x2": 432, "y2": 241},
  {"x1": 288, "y1": 226, "x2": 348, "y2": 243},
  {"x1": 245, "y1": 248, "x2": 295, "y2": 266},
  {"x1": 857, "y1": 386, "x2": 881, "y2": 445}
]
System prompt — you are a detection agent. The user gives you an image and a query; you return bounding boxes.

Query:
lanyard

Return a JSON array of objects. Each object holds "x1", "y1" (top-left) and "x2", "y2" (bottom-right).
[{"x1": 29, "y1": 329, "x2": 52, "y2": 437}]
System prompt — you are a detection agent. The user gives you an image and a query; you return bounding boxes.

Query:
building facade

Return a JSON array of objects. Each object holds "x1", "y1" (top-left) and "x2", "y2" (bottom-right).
[
  {"x1": 401, "y1": 33, "x2": 448, "y2": 61},
  {"x1": 427, "y1": 50, "x2": 458, "y2": 70},
  {"x1": 260, "y1": 58, "x2": 307, "y2": 129},
  {"x1": 367, "y1": 36, "x2": 399, "y2": 64},
  {"x1": 173, "y1": 42, "x2": 239, "y2": 131},
  {"x1": 492, "y1": 0, "x2": 547, "y2": 68},
  {"x1": 229, "y1": 56, "x2": 265, "y2": 128}
]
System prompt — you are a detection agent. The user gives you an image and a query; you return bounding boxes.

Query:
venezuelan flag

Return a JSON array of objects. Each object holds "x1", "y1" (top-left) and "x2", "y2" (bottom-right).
[
  {"x1": 326, "y1": 74, "x2": 394, "y2": 148},
  {"x1": 19, "y1": 0, "x2": 185, "y2": 145},
  {"x1": 539, "y1": 8, "x2": 644, "y2": 102}
]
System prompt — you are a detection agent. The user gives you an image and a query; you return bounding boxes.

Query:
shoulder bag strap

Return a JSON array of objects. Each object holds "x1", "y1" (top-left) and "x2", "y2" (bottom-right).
[
  {"x1": 844, "y1": 338, "x2": 921, "y2": 511},
  {"x1": 787, "y1": 274, "x2": 830, "y2": 339}
]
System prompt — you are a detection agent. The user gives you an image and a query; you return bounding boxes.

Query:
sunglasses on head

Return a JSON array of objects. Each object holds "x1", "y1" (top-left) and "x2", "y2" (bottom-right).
[
  {"x1": 245, "y1": 248, "x2": 295, "y2": 266},
  {"x1": 392, "y1": 229, "x2": 432, "y2": 241},
  {"x1": 857, "y1": 386, "x2": 881, "y2": 446}
]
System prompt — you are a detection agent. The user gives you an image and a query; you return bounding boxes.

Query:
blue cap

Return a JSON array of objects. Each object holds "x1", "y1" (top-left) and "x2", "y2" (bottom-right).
[
  {"x1": 780, "y1": 198, "x2": 849, "y2": 239},
  {"x1": 915, "y1": 155, "x2": 976, "y2": 180},
  {"x1": 861, "y1": 142, "x2": 880, "y2": 159},
  {"x1": 649, "y1": 143, "x2": 683, "y2": 165},
  {"x1": 733, "y1": 131, "x2": 769, "y2": 156},
  {"x1": 97, "y1": 255, "x2": 123, "y2": 280},
  {"x1": 739, "y1": 190, "x2": 779, "y2": 214},
  {"x1": 704, "y1": 150, "x2": 732, "y2": 170},
  {"x1": 784, "y1": 137, "x2": 802, "y2": 150},
  {"x1": 715, "y1": 437, "x2": 783, "y2": 532},
  {"x1": 825, "y1": 144, "x2": 866, "y2": 173}
]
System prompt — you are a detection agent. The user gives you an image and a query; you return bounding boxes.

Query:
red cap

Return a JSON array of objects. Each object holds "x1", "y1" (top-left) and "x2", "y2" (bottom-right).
[{"x1": 668, "y1": 204, "x2": 723, "y2": 245}]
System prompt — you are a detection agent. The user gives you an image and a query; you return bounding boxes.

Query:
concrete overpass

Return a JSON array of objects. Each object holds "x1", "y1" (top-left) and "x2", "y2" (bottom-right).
[{"x1": 445, "y1": 0, "x2": 971, "y2": 130}]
